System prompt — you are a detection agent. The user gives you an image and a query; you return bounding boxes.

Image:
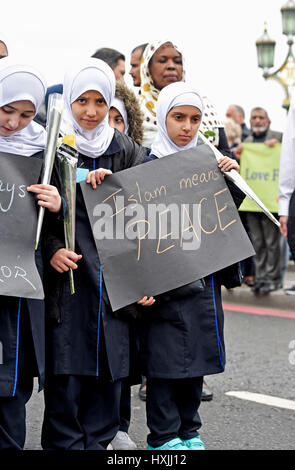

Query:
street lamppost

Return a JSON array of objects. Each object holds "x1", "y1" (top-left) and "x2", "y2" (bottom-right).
[{"x1": 256, "y1": 0, "x2": 295, "y2": 110}]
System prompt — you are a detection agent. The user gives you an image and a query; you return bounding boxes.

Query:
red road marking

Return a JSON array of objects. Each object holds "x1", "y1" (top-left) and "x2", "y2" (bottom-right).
[{"x1": 223, "y1": 303, "x2": 295, "y2": 319}]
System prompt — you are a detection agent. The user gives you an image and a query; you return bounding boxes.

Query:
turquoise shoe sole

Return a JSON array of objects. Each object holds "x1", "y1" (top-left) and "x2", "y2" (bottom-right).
[
  {"x1": 182, "y1": 436, "x2": 205, "y2": 450},
  {"x1": 147, "y1": 437, "x2": 187, "y2": 450}
]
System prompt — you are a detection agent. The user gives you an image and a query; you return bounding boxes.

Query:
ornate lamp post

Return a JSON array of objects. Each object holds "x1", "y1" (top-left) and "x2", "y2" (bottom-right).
[{"x1": 256, "y1": 0, "x2": 295, "y2": 110}]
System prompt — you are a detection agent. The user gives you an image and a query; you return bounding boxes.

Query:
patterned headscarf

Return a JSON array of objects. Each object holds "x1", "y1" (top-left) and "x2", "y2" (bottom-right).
[
  {"x1": 139, "y1": 40, "x2": 223, "y2": 147},
  {"x1": 139, "y1": 40, "x2": 184, "y2": 147}
]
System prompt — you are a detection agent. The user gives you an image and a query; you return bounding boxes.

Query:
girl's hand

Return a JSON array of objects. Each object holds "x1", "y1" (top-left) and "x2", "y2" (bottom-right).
[
  {"x1": 50, "y1": 248, "x2": 82, "y2": 273},
  {"x1": 137, "y1": 296, "x2": 155, "y2": 307},
  {"x1": 218, "y1": 156, "x2": 240, "y2": 173},
  {"x1": 86, "y1": 168, "x2": 112, "y2": 189},
  {"x1": 27, "y1": 184, "x2": 62, "y2": 213}
]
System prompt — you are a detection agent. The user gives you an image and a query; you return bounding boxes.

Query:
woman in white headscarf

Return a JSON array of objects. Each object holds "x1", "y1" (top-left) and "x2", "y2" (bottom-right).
[
  {"x1": 140, "y1": 82, "x2": 241, "y2": 451},
  {"x1": 0, "y1": 57, "x2": 62, "y2": 450},
  {"x1": 139, "y1": 40, "x2": 225, "y2": 149},
  {"x1": 41, "y1": 58, "x2": 150, "y2": 451}
]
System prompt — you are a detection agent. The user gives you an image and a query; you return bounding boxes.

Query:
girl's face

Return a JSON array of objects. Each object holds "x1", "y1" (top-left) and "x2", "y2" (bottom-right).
[
  {"x1": 149, "y1": 43, "x2": 183, "y2": 91},
  {"x1": 166, "y1": 105, "x2": 202, "y2": 146},
  {"x1": 109, "y1": 107, "x2": 125, "y2": 133},
  {"x1": 71, "y1": 90, "x2": 108, "y2": 130},
  {"x1": 0, "y1": 100, "x2": 35, "y2": 136}
]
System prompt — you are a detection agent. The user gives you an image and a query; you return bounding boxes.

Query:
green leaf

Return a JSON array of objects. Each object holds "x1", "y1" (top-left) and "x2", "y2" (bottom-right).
[{"x1": 202, "y1": 130, "x2": 216, "y2": 138}]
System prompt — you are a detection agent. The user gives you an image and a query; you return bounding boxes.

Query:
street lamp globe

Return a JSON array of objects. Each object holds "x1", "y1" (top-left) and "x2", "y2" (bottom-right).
[
  {"x1": 256, "y1": 24, "x2": 276, "y2": 70},
  {"x1": 281, "y1": 0, "x2": 295, "y2": 38}
]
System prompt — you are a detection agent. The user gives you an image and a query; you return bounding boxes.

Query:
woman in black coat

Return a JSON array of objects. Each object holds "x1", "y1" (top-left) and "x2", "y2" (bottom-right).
[
  {"x1": 41, "y1": 59, "x2": 150, "y2": 450},
  {"x1": 0, "y1": 58, "x2": 61, "y2": 449},
  {"x1": 139, "y1": 81, "x2": 244, "y2": 451}
]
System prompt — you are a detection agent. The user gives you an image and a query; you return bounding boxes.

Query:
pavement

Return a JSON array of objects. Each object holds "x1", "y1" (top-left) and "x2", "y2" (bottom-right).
[{"x1": 221, "y1": 261, "x2": 295, "y2": 312}]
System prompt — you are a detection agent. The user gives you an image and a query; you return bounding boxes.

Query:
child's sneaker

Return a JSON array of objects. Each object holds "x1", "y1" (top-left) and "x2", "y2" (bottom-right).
[
  {"x1": 111, "y1": 431, "x2": 137, "y2": 450},
  {"x1": 147, "y1": 437, "x2": 187, "y2": 450},
  {"x1": 183, "y1": 436, "x2": 205, "y2": 450}
]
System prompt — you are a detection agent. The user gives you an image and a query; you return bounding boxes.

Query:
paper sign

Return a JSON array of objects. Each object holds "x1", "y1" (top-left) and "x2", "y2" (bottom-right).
[
  {"x1": 81, "y1": 145, "x2": 254, "y2": 311},
  {"x1": 0, "y1": 152, "x2": 44, "y2": 299}
]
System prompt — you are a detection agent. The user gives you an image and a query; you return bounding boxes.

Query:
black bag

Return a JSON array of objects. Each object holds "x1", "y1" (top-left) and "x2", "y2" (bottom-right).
[{"x1": 215, "y1": 262, "x2": 244, "y2": 289}]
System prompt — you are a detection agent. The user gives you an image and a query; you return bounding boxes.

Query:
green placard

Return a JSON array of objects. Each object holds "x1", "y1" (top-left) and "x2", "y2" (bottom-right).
[{"x1": 239, "y1": 142, "x2": 281, "y2": 213}]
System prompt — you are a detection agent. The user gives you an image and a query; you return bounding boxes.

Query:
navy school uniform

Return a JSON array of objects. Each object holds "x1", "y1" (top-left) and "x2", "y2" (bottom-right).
[
  {"x1": 0, "y1": 151, "x2": 46, "y2": 450},
  {"x1": 140, "y1": 152, "x2": 245, "y2": 447},
  {"x1": 41, "y1": 130, "x2": 146, "y2": 449}
]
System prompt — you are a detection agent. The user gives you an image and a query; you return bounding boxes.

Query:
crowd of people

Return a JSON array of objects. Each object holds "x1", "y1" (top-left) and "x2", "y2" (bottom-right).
[{"x1": 0, "y1": 33, "x2": 293, "y2": 451}]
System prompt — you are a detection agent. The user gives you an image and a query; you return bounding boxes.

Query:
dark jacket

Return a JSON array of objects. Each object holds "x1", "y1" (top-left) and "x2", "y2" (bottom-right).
[
  {"x1": 43, "y1": 130, "x2": 146, "y2": 381},
  {"x1": 244, "y1": 128, "x2": 282, "y2": 144},
  {"x1": 241, "y1": 123, "x2": 251, "y2": 142},
  {"x1": 217, "y1": 127, "x2": 233, "y2": 158},
  {"x1": 139, "y1": 153, "x2": 245, "y2": 379},
  {"x1": 0, "y1": 151, "x2": 45, "y2": 397}
]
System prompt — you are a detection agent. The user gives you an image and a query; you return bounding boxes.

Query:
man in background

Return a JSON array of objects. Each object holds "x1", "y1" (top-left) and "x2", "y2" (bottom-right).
[
  {"x1": 226, "y1": 104, "x2": 250, "y2": 141},
  {"x1": 235, "y1": 107, "x2": 282, "y2": 294},
  {"x1": 92, "y1": 47, "x2": 126, "y2": 82},
  {"x1": 129, "y1": 43, "x2": 148, "y2": 88}
]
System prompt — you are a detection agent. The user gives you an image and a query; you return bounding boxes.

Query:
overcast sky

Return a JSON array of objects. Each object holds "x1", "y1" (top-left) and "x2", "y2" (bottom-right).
[{"x1": 2, "y1": 0, "x2": 293, "y2": 131}]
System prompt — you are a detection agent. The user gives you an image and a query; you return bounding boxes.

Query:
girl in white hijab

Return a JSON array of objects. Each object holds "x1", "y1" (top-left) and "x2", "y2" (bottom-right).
[
  {"x1": 150, "y1": 81, "x2": 203, "y2": 158},
  {"x1": 0, "y1": 58, "x2": 61, "y2": 450},
  {"x1": 149, "y1": 81, "x2": 238, "y2": 173},
  {"x1": 110, "y1": 96, "x2": 129, "y2": 135},
  {"x1": 0, "y1": 57, "x2": 61, "y2": 210},
  {"x1": 142, "y1": 82, "x2": 240, "y2": 452},
  {"x1": 42, "y1": 59, "x2": 151, "y2": 451},
  {"x1": 60, "y1": 57, "x2": 115, "y2": 159},
  {"x1": 0, "y1": 57, "x2": 46, "y2": 155}
]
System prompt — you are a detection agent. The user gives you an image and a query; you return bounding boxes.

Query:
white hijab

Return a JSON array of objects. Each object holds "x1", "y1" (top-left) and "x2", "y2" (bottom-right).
[
  {"x1": 0, "y1": 57, "x2": 47, "y2": 156},
  {"x1": 151, "y1": 82, "x2": 203, "y2": 159},
  {"x1": 60, "y1": 58, "x2": 116, "y2": 158},
  {"x1": 111, "y1": 96, "x2": 129, "y2": 135}
]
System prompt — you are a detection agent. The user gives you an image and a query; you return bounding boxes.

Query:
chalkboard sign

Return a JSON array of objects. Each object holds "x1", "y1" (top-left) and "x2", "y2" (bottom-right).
[
  {"x1": 81, "y1": 145, "x2": 255, "y2": 311},
  {"x1": 0, "y1": 152, "x2": 44, "y2": 299}
]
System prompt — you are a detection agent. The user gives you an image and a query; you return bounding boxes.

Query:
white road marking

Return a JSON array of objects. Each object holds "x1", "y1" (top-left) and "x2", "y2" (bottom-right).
[{"x1": 226, "y1": 391, "x2": 295, "y2": 411}]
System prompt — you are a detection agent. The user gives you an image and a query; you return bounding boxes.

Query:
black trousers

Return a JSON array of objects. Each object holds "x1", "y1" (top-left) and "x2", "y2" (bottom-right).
[
  {"x1": 146, "y1": 377, "x2": 203, "y2": 448},
  {"x1": 119, "y1": 379, "x2": 131, "y2": 433},
  {"x1": 0, "y1": 300, "x2": 38, "y2": 450},
  {"x1": 41, "y1": 375, "x2": 121, "y2": 450},
  {"x1": 247, "y1": 212, "x2": 281, "y2": 284},
  {"x1": 0, "y1": 303, "x2": 37, "y2": 450},
  {"x1": 0, "y1": 376, "x2": 34, "y2": 450},
  {"x1": 239, "y1": 212, "x2": 255, "y2": 278}
]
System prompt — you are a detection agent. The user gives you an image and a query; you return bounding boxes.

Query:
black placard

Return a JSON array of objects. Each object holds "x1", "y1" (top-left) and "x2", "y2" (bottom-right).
[
  {"x1": 81, "y1": 145, "x2": 254, "y2": 311},
  {"x1": 0, "y1": 152, "x2": 44, "y2": 299}
]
